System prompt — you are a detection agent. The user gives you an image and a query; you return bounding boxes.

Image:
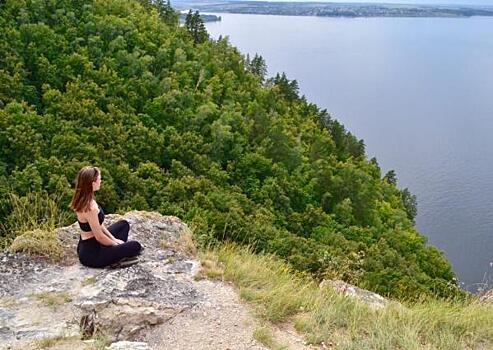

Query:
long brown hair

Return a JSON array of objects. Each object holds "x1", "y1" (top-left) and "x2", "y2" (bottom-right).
[{"x1": 70, "y1": 166, "x2": 100, "y2": 212}]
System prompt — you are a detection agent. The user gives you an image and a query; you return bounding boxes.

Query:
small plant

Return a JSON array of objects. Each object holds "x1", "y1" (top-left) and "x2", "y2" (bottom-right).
[
  {"x1": 35, "y1": 335, "x2": 69, "y2": 349},
  {"x1": 89, "y1": 336, "x2": 111, "y2": 350},
  {"x1": 80, "y1": 276, "x2": 96, "y2": 287},
  {"x1": 253, "y1": 327, "x2": 288, "y2": 350},
  {"x1": 32, "y1": 335, "x2": 108, "y2": 349},
  {"x1": 0, "y1": 191, "x2": 72, "y2": 249},
  {"x1": 76, "y1": 332, "x2": 110, "y2": 349},
  {"x1": 320, "y1": 250, "x2": 365, "y2": 285},
  {"x1": 9, "y1": 229, "x2": 64, "y2": 261},
  {"x1": 160, "y1": 227, "x2": 197, "y2": 256},
  {"x1": 195, "y1": 251, "x2": 224, "y2": 280},
  {"x1": 31, "y1": 291, "x2": 72, "y2": 307}
]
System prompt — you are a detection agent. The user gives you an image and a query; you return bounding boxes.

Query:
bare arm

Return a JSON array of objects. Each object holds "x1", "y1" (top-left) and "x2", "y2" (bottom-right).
[
  {"x1": 101, "y1": 224, "x2": 117, "y2": 241},
  {"x1": 101, "y1": 225, "x2": 123, "y2": 245},
  {"x1": 86, "y1": 207, "x2": 117, "y2": 246}
]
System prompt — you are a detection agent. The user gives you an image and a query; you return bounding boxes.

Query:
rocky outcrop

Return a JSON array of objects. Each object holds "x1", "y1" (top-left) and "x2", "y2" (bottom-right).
[
  {"x1": 0, "y1": 210, "x2": 396, "y2": 350},
  {"x1": 0, "y1": 211, "x2": 201, "y2": 349}
]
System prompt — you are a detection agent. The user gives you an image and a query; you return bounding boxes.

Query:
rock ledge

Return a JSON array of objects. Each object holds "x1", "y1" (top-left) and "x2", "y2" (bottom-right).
[{"x1": 0, "y1": 211, "x2": 201, "y2": 349}]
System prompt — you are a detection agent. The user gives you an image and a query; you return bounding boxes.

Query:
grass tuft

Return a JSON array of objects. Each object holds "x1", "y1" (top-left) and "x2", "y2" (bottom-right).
[
  {"x1": 161, "y1": 227, "x2": 197, "y2": 256},
  {"x1": 80, "y1": 276, "x2": 96, "y2": 287},
  {"x1": 195, "y1": 251, "x2": 224, "y2": 280},
  {"x1": 31, "y1": 291, "x2": 72, "y2": 307},
  {"x1": 35, "y1": 335, "x2": 69, "y2": 349},
  {"x1": 31, "y1": 335, "x2": 108, "y2": 350},
  {"x1": 0, "y1": 191, "x2": 72, "y2": 249},
  {"x1": 253, "y1": 326, "x2": 288, "y2": 350},
  {"x1": 9, "y1": 229, "x2": 64, "y2": 261}
]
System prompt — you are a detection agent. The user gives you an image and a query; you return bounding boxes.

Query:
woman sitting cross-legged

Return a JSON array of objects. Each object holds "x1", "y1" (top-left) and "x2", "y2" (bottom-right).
[{"x1": 70, "y1": 166, "x2": 142, "y2": 268}]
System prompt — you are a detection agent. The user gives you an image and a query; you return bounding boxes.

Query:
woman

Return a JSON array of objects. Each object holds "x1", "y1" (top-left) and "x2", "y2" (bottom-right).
[{"x1": 70, "y1": 166, "x2": 142, "y2": 268}]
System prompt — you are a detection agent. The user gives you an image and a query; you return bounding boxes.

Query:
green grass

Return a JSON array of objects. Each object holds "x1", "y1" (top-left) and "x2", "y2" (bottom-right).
[
  {"x1": 253, "y1": 326, "x2": 288, "y2": 350},
  {"x1": 203, "y1": 243, "x2": 493, "y2": 350},
  {"x1": 3, "y1": 195, "x2": 490, "y2": 349}
]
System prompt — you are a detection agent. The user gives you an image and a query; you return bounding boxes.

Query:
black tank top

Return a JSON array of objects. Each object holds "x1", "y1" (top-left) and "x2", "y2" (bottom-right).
[{"x1": 78, "y1": 206, "x2": 105, "y2": 232}]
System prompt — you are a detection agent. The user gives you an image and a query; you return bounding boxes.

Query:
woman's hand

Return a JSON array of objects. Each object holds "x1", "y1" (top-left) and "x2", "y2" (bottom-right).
[
  {"x1": 86, "y1": 206, "x2": 115, "y2": 246},
  {"x1": 114, "y1": 239, "x2": 124, "y2": 245}
]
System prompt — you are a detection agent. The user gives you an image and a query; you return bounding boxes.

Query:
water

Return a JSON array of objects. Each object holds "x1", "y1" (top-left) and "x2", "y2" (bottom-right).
[{"x1": 205, "y1": 13, "x2": 493, "y2": 292}]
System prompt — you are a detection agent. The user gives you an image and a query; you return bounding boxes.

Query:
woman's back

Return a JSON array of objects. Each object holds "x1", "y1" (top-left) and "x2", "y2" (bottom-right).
[{"x1": 77, "y1": 201, "x2": 105, "y2": 239}]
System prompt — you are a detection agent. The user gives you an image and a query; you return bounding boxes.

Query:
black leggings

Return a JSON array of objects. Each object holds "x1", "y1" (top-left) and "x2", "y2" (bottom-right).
[{"x1": 77, "y1": 220, "x2": 142, "y2": 268}]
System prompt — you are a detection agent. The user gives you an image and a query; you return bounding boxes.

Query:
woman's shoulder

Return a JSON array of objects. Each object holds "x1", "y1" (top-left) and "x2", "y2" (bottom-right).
[
  {"x1": 78, "y1": 201, "x2": 98, "y2": 215},
  {"x1": 89, "y1": 200, "x2": 99, "y2": 212},
  {"x1": 76, "y1": 202, "x2": 97, "y2": 219}
]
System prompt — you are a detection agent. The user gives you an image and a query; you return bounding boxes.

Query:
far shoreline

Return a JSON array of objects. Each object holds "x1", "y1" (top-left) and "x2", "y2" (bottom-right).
[{"x1": 175, "y1": 1, "x2": 493, "y2": 18}]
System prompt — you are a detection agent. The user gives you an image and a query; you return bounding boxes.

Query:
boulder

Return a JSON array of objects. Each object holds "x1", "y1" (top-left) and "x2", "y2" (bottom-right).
[
  {"x1": 106, "y1": 341, "x2": 151, "y2": 350},
  {"x1": 320, "y1": 279, "x2": 388, "y2": 309},
  {"x1": 0, "y1": 211, "x2": 201, "y2": 348}
]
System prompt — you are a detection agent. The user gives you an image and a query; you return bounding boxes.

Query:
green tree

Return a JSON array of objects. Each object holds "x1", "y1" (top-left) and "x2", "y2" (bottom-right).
[
  {"x1": 247, "y1": 53, "x2": 267, "y2": 82},
  {"x1": 0, "y1": 0, "x2": 461, "y2": 301},
  {"x1": 401, "y1": 188, "x2": 418, "y2": 223},
  {"x1": 268, "y1": 72, "x2": 299, "y2": 101},
  {"x1": 185, "y1": 10, "x2": 208, "y2": 44},
  {"x1": 156, "y1": 0, "x2": 179, "y2": 26},
  {"x1": 384, "y1": 170, "x2": 398, "y2": 186}
]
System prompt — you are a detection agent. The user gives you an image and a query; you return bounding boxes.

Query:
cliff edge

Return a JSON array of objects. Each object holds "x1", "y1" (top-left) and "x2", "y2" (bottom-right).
[{"x1": 0, "y1": 211, "x2": 312, "y2": 350}]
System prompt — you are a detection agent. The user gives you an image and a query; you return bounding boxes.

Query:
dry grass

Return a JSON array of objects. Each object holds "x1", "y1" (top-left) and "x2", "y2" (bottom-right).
[
  {"x1": 195, "y1": 251, "x2": 224, "y2": 280},
  {"x1": 32, "y1": 335, "x2": 108, "y2": 350},
  {"x1": 35, "y1": 335, "x2": 73, "y2": 349},
  {"x1": 0, "y1": 296, "x2": 18, "y2": 308},
  {"x1": 31, "y1": 291, "x2": 72, "y2": 307},
  {"x1": 161, "y1": 227, "x2": 197, "y2": 256},
  {"x1": 205, "y1": 243, "x2": 493, "y2": 350},
  {"x1": 1, "y1": 192, "x2": 71, "y2": 249},
  {"x1": 80, "y1": 276, "x2": 96, "y2": 287},
  {"x1": 9, "y1": 229, "x2": 64, "y2": 261}
]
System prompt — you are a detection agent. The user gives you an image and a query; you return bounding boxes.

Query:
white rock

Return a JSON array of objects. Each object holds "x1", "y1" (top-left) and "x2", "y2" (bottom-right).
[{"x1": 106, "y1": 341, "x2": 150, "y2": 350}]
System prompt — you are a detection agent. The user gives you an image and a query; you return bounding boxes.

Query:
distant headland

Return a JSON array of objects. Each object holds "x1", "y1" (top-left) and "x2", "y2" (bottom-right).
[{"x1": 174, "y1": 0, "x2": 493, "y2": 18}]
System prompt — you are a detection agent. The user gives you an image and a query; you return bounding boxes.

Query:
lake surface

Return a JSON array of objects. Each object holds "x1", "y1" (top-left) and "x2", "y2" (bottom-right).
[{"x1": 206, "y1": 13, "x2": 493, "y2": 292}]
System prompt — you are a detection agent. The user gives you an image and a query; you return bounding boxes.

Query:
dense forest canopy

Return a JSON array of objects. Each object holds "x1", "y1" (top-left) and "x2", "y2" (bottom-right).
[{"x1": 0, "y1": 0, "x2": 462, "y2": 300}]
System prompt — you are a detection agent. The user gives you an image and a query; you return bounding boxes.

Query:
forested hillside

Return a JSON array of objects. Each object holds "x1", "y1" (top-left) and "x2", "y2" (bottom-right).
[{"x1": 0, "y1": 0, "x2": 461, "y2": 299}]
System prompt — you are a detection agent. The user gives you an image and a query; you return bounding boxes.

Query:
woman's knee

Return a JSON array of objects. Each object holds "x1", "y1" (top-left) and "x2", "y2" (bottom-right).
[
  {"x1": 130, "y1": 240, "x2": 142, "y2": 253},
  {"x1": 120, "y1": 219, "x2": 130, "y2": 232},
  {"x1": 123, "y1": 240, "x2": 141, "y2": 255},
  {"x1": 109, "y1": 219, "x2": 130, "y2": 239}
]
